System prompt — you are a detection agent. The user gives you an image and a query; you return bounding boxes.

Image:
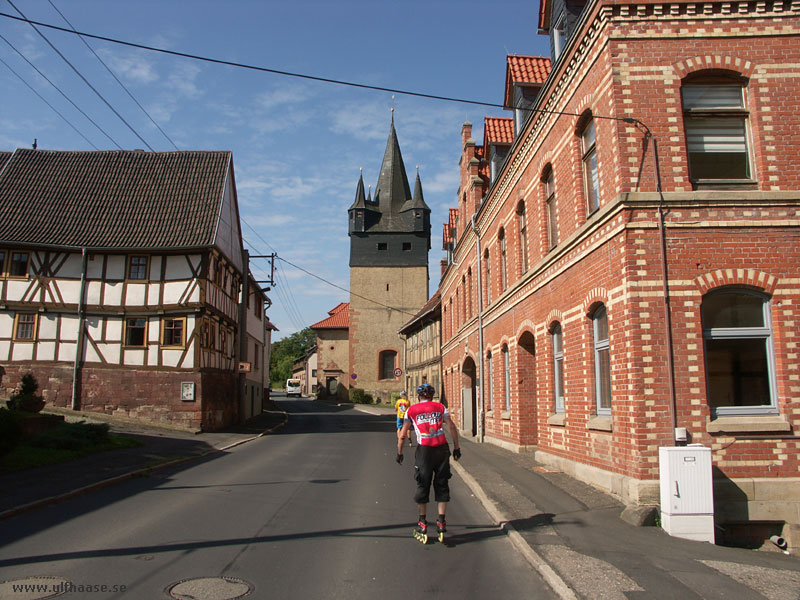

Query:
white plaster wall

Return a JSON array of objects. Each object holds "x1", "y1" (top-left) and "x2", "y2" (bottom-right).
[
  {"x1": 106, "y1": 255, "x2": 125, "y2": 279},
  {"x1": 126, "y1": 284, "x2": 146, "y2": 306},
  {"x1": 37, "y1": 341, "x2": 56, "y2": 360},
  {"x1": 148, "y1": 318, "x2": 160, "y2": 343},
  {"x1": 96, "y1": 343, "x2": 120, "y2": 363},
  {"x1": 86, "y1": 316, "x2": 102, "y2": 339},
  {"x1": 148, "y1": 283, "x2": 161, "y2": 303},
  {"x1": 162, "y1": 349, "x2": 182, "y2": 368},
  {"x1": 12, "y1": 344, "x2": 34, "y2": 361},
  {"x1": 166, "y1": 255, "x2": 198, "y2": 280},
  {"x1": 163, "y1": 281, "x2": 190, "y2": 304},
  {"x1": 60, "y1": 315, "x2": 79, "y2": 340},
  {"x1": 0, "y1": 340, "x2": 9, "y2": 360},
  {"x1": 126, "y1": 349, "x2": 146, "y2": 366},
  {"x1": 106, "y1": 318, "x2": 122, "y2": 342},
  {"x1": 85, "y1": 254, "x2": 103, "y2": 279},
  {"x1": 57, "y1": 343, "x2": 76, "y2": 362},
  {"x1": 38, "y1": 315, "x2": 58, "y2": 340},
  {"x1": 214, "y1": 173, "x2": 244, "y2": 272},
  {"x1": 61, "y1": 253, "x2": 84, "y2": 278},
  {"x1": 103, "y1": 282, "x2": 122, "y2": 305},
  {"x1": 5, "y1": 280, "x2": 31, "y2": 302},
  {"x1": 150, "y1": 256, "x2": 162, "y2": 278},
  {"x1": 86, "y1": 281, "x2": 102, "y2": 305}
]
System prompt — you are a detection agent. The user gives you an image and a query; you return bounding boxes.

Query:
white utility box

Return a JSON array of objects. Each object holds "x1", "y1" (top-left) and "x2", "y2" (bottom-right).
[{"x1": 659, "y1": 445, "x2": 715, "y2": 543}]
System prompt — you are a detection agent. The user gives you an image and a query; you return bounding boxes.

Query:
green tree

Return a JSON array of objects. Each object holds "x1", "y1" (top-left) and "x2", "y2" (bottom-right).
[{"x1": 270, "y1": 327, "x2": 316, "y2": 386}]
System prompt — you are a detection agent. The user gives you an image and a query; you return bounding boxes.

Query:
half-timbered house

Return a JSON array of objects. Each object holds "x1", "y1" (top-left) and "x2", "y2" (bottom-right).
[{"x1": 0, "y1": 148, "x2": 254, "y2": 431}]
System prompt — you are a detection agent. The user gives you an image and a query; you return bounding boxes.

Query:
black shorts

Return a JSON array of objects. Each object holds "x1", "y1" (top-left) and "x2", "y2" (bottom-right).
[{"x1": 413, "y1": 444, "x2": 452, "y2": 504}]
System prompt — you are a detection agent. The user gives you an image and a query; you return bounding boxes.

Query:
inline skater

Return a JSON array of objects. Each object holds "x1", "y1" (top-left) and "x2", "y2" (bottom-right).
[
  {"x1": 395, "y1": 391, "x2": 412, "y2": 446},
  {"x1": 396, "y1": 384, "x2": 461, "y2": 543}
]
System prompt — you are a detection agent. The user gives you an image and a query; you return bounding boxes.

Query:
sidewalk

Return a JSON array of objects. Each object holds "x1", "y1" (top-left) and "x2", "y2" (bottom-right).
[
  {"x1": 452, "y1": 436, "x2": 800, "y2": 600},
  {"x1": 0, "y1": 407, "x2": 287, "y2": 519}
]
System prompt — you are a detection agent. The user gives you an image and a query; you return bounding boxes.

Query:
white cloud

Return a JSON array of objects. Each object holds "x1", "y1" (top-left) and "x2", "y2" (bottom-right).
[{"x1": 97, "y1": 48, "x2": 158, "y2": 85}]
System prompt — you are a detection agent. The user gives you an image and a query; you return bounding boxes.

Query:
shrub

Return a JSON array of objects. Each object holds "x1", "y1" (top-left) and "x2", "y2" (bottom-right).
[
  {"x1": 0, "y1": 408, "x2": 23, "y2": 457},
  {"x1": 349, "y1": 388, "x2": 373, "y2": 404},
  {"x1": 7, "y1": 373, "x2": 45, "y2": 413},
  {"x1": 28, "y1": 421, "x2": 111, "y2": 451}
]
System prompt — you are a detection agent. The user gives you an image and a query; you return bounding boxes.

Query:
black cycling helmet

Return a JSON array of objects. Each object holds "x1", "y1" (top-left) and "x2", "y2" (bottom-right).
[{"x1": 417, "y1": 384, "x2": 435, "y2": 399}]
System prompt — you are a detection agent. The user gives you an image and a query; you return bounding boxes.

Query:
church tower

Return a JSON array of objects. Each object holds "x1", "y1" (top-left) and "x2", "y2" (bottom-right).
[{"x1": 348, "y1": 118, "x2": 431, "y2": 400}]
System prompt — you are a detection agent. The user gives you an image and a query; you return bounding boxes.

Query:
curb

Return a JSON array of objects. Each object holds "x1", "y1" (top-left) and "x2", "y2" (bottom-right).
[
  {"x1": 0, "y1": 410, "x2": 289, "y2": 522},
  {"x1": 452, "y1": 460, "x2": 578, "y2": 600}
]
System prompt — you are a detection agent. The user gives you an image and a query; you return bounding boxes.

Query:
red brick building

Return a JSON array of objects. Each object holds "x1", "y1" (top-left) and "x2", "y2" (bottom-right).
[{"x1": 440, "y1": 0, "x2": 800, "y2": 543}]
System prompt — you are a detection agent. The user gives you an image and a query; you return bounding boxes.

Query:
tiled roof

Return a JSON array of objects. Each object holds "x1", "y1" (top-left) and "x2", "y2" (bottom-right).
[
  {"x1": 310, "y1": 302, "x2": 350, "y2": 329},
  {"x1": 264, "y1": 317, "x2": 279, "y2": 332},
  {"x1": 507, "y1": 55, "x2": 551, "y2": 84},
  {"x1": 0, "y1": 151, "x2": 12, "y2": 170},
  {"x1": 484, "y1": 117, "x2": 514, "y2": 146},
  {"x1": 399, "y1": 290, "x2": 441, "y2": 334},
  {"x1": 0, "y1": 148, "x2": 232, "y2": 249},
  {"x1": 504, "y1": 55, "x2": 552, "y2": 108}
]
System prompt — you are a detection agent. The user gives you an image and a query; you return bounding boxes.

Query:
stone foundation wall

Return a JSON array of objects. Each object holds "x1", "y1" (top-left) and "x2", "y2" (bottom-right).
[{"x1": 0, "y1": 363, "x2": 236, "y2": 432}]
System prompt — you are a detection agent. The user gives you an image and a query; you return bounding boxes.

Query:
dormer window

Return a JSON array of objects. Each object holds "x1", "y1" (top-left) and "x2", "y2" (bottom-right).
[
  {"x1": 513, "y1": 86, "x2": 538, "y2": 135},
  {"x1": 490, "y1": 145, "x2": 510, "y2": 183}
]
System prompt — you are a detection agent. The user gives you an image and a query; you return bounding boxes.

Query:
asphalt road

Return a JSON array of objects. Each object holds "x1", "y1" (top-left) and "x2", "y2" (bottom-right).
[{"x1": 0, "y1": 397, "x2": 557, "y2": 600}]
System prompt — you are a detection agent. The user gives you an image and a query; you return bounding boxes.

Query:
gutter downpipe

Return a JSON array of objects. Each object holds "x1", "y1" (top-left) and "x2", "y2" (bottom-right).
[
  {"x1": 71, "y1": 247, "x2": 88, "y2": 411},
  {"x1": 648, "y1": 130, "x2": 679, "y2": 441},
  {"x1": 471, "y1": 214, "x2": 485, "y2": 443}
]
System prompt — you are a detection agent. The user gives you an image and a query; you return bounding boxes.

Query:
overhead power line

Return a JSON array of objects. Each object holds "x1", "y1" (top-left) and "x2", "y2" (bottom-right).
[
  {"x1": 0, "y1": 31, "x2": 121, "y2": 148},
  {"x1": 0, "y1": 10, "x2": 649, "y2": 129},
  {"x1": 46, "y1": 0, "x2": 180, "y2": 150},
  {"x1": 0, "y1": 54, "x2": 98, "y2": 149},
  {"x1": 8, "y1": 0, "x2": 155, "y2": 151}
]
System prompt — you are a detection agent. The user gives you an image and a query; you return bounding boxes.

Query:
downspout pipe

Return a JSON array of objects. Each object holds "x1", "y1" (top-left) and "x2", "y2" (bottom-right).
[
  {"x1": 71, "y1": 247, "x2": 88, "y2": 410},
  {"x1": 471, "y1": 214, "x2": 485, "y2": 443},
  {"x1": 637, "y1": 124, "x2": 678, "y2": 442}
]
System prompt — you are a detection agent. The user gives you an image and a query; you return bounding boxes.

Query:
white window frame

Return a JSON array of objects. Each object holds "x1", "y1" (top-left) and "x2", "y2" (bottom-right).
[
  {"x1": 682, "y1": 82, "x2": 752, "y2": 183},
  {"x1": 545, "y1": 172, "x2": 557, "y2": 250},
  {"x1": 487, "y1": 352, "x2": 494, "y2": 411},
  {"x1": 552, "y1": 323, "x2": 564, "y2": 413},
  {"x1": 502, "y1": 344, "x2": 511, "y2": 412},
  {"x1": 702, "y1": 289, "x2": 777, "y2": 415},
  {"x1": 581, "y1": 120, "x2": 600, "y2": 214},
  {"x1": 592, "y1": 306, "x2": 612, "y2": 416}
]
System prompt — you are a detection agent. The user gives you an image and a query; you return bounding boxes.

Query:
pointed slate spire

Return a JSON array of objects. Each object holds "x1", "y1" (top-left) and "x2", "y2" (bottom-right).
[
  {"x1": 349, "y1": 168, "x2": 367, "y2": 210},
  {"x1": 367, "y1": 185, "x2": 372, "y2": 203},
  {"x1": 402, "y1": 166, "x2": 430, "y2": 212},
  {"x1": 373, "y1": 119, "x2": 412, "y2": 216}
]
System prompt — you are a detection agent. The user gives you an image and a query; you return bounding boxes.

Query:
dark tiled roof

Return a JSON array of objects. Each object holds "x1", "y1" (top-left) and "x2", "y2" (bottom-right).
[
  {"x1": 0, "y1": 151, "x2": 12, "y2": 170},
  {"x1": 310, "y1": 302, "x2": 350, "y2": 329},
  {"x1": 0, "y1": 148, "x2": 232, "y2": 249}
]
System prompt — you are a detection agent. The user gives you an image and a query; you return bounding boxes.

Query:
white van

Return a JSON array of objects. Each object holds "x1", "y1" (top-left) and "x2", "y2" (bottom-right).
[{"x1": 286, "y1": 379, "x2": 302, "y2": 397}]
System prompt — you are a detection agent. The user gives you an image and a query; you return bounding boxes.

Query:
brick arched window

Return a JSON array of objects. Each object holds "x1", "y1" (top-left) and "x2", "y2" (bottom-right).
[{"x1": 682, "y1": 73, "x2": 751, "y2": 183}]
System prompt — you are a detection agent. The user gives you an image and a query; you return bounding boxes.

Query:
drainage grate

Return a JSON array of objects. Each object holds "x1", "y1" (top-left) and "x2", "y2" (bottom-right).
[{"x1": 165, "y1": 577, "x2": 253, "y2": 600}]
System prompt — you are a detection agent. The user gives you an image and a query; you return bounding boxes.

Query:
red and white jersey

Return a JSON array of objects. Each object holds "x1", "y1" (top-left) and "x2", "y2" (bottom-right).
[{"x1": 405, "y1": 401, "x2": 449, "y2": 447}]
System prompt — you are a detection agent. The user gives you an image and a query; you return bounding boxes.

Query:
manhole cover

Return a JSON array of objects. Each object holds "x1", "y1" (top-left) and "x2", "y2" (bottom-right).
[
  {"x1": 165, "y1": 577, "x2": 253, "y2": 600},
  {"x1": 0, "y1": 576, "x2": 71, "y2": 599}
]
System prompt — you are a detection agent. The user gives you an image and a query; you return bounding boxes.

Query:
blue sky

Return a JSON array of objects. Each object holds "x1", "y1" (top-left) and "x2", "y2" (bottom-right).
[{"x1": 1, "y1": 0, "x2": 550, "y2": 340}]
